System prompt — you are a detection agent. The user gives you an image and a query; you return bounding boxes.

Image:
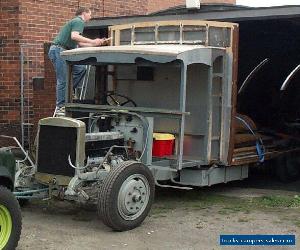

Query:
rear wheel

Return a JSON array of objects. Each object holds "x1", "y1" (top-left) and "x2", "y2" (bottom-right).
[
  {"x1": 0, "y1": 186, "x2": 22, "y2": 250},
  {"x1": 98, "y1": 161, "x2": 155, "y2": 231}
]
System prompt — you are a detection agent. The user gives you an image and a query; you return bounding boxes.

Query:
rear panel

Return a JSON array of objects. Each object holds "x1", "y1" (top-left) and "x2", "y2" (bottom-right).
[{"x1": 109, "y1": 20, "x2": 239, "y2": 165}]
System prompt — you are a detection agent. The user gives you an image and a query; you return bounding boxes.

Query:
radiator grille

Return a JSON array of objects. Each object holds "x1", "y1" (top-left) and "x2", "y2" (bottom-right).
[{"x1": 37, "y1": 125, "x2": 77, "y2": 176}]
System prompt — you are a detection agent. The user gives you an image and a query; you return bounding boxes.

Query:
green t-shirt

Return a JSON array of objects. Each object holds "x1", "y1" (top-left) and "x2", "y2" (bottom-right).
[{"x1": 53, "y1": 16, "x2": 84, "y2": 49}]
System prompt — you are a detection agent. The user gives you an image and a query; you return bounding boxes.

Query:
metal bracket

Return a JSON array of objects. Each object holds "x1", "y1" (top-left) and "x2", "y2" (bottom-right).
[
  {"x1": 204, "y1": 164, "x2": 218, "y2": 179},
  {"x1": 155, "y1": 179, "x2": 193, "y2": 190},
  {"x1": 153, "y1": 170, "x2": 193, "y2": 190}
]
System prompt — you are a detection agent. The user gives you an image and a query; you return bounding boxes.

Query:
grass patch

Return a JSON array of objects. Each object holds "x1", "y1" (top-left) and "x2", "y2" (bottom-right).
[
  {"x1": 153, "y1": 189, "x2": 252, "y2": 216},
  {"x1": 253, "y1": 195, "x2": 300, "y2": 208},
  {"x1": 152, "y1": 189, "x2": 300, "y2": 217},
  {"x1": 218, "y1": 210, "x2": 230, "y2": 215},
  {"x1": 238, "y1": 217, "x2": 249, "y2": 223}
]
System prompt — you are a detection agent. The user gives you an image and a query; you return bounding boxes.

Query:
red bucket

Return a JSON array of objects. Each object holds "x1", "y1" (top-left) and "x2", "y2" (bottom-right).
[{"x1": 152, "y1": 133, "x2": 175, "y2": 157}]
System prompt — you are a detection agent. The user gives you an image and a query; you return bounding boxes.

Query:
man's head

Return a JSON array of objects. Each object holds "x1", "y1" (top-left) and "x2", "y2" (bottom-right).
[{"x1": 76, "y1": 7, "x2": 92, "y2": 22}]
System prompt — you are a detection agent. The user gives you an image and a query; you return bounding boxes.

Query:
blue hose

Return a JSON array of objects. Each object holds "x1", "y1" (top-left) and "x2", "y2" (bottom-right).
[{"x1": 235, "y1": 116, "x2": 265, "y2": 163}]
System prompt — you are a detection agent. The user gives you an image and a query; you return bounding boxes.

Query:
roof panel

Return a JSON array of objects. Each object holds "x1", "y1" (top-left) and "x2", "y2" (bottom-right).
[{"x1": 60, "y1": 45, "x2": 224, "y2": 65}]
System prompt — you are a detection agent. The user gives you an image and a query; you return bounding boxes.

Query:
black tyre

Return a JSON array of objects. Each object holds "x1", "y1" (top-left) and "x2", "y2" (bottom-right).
[
  {"x1": 18, "y1": 199, "x2": 29, "y2": 208},
  {"x1": 98, "y1": 161, "x2": 155, "y2": 231},
  {"x1": 275, "y1": 153, "x2": 300, "y2": 182},
  {"x1": 0, "y1": 186, "x2": 22, "y2": 250}
]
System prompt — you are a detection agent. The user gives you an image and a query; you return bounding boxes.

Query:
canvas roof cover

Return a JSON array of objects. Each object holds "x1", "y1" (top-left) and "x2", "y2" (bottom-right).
[{"x1": 60, "y1": 45, "x2": 225, "y2": 66}]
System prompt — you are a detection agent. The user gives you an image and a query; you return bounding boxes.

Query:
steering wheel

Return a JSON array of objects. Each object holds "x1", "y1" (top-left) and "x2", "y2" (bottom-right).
[{"x1": 104, "y1": 92, "x2": 137, "y2": 107}]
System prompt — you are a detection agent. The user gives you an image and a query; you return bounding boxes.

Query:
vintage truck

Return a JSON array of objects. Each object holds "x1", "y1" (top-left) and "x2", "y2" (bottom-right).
[
  {"x1": 2, "y1": 20, "x2": 300, "y2": 232},
  {"x1": 0, "y1": 150, "x2": 22, "y2": 250}
]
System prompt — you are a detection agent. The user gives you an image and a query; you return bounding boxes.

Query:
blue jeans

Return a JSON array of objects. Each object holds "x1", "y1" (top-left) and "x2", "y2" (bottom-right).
[{"x1": 48, "y1": 45, "x2": 86, "y2": 107}]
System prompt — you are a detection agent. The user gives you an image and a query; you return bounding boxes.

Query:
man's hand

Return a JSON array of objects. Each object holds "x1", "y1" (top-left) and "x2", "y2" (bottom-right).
[
  {"x1": 103, "y1": 37, "x2": 112, "y2": 45},
  {"x1": 93, "y1": 37, "x2": 111, "y2": 46},
  {"x1": 93, "y1": 38, "x2": 104, "y2": 46}
]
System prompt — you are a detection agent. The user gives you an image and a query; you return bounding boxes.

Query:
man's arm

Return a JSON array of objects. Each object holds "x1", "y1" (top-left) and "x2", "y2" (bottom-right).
[
  {"x1": 71, "y1": 31, "x2": 102, "y2": 46},
  {"x1": 78, "y1": 38, "x2": 111, "y2": 47},
  {"x1": 78, "y1": 41, "x2": 103, "y2": 47},
  {"x1": 78, "y1": 42, "x2": 96, "y2": 47}
]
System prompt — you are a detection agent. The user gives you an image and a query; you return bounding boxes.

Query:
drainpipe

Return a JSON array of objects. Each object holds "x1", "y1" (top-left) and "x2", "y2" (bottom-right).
[{"x1": 20, "y1": 47, "x2": 25, "y2": 147}]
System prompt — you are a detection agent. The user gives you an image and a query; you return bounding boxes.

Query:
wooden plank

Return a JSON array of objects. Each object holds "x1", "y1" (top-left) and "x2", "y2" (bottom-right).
[
  {"x1": 234, "y1": 133, "x2": 273, "y2": 145},
  {"x1": 109, "y1": 20, "x2": 237, "y2": 32},
  {"x1": 233, "y1": 146, "x2": 257, "y2": 153},
  {"x1": 231, "y1": 147, "x2": 300, "y2": 166},
  {"x1": 234, "y1": 133, "x2": 257, "y2": 144},
  {"x1": 227, "y1": 24, "x2": 239, "y2": 165},
  {"x1": 109, "y1": 20, "x2": 237, "y2": 49}
]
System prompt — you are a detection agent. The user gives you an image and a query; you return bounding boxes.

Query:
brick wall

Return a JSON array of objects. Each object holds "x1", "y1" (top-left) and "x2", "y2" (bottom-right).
[
  {"x1": 148, "y1": 0, "x2": 236, "y2": 14},
  {"x1": 147, "y1": 0, "x2": 185, "y2": 14},
  {"x1": 102, "y1": 0, "x2": 148, "y2": 17},
  {"x1": 202, "y1": 0, "x2": 236, "y2": 4},
  {"x1": 0, "y1": 0, "x2": 21, "y2": 142}
]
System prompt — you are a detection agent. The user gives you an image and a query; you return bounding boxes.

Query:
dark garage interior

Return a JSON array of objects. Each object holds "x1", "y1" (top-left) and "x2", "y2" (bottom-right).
[{"x1": 237, "y1": 18, "x2": 300, "y2": 134}]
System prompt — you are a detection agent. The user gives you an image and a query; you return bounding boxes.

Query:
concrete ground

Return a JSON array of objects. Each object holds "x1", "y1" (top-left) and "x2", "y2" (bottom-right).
[{"x1": 17, "y1": 172, "x2": 300, "y2": 250}]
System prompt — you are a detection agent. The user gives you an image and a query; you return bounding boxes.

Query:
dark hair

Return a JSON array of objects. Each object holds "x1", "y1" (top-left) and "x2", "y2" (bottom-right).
[{"x1": 76, "y1": 7, "x2": 90, "y2": 16}]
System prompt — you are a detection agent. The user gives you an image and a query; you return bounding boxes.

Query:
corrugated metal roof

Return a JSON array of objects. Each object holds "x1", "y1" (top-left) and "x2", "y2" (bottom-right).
[{"x1": 86, "y1": 5, "x2": 300, "y2": 29}]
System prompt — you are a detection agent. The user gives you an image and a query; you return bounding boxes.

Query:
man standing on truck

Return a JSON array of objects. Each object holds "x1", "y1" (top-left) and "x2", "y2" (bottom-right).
[{"x1": 48, "y1": 7, "x2": 109, "y2": 116}]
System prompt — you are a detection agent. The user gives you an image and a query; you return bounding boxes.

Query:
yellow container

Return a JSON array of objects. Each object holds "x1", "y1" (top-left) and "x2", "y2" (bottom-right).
[{"x1": 153, "y1": 133, "x2": 175, "y2": 140}]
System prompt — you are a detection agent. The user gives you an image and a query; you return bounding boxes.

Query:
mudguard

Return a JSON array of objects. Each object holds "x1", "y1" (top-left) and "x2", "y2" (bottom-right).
[{"x1": 0, "y1": 150, "x2": 16, "y2": 189}]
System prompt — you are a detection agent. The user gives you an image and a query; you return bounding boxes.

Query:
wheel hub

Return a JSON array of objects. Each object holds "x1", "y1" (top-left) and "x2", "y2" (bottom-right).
[
  {"x1": 0, "y1": 205, "x2": 12, "y2": 249},
  {"x1": 118, "y1": 174, "x2": 150, "y2": 220},
  {"x1": 132, "y1": 193, "x2": 142, "y2": 203}
]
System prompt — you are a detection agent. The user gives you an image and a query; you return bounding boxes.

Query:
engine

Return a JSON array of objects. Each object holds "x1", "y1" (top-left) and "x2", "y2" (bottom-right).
[{"x1": 36, "y1": 112, "x2": 146, "y2": 180}]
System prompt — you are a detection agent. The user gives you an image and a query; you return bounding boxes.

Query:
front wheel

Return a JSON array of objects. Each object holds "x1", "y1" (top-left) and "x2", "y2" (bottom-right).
[
  {"x1": 98, "y1": 161, "x2": 155, "y2": 231},
  {"x1": 0, "y1": 186, "x2": 22, "y2": 250}
]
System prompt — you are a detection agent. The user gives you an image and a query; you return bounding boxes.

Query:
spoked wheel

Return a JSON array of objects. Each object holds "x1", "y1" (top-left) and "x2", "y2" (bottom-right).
[
  {"x1": 104, "y1": 92, "x2": 137, "y2": 107},
  {"x1": 98, "y1": 161, "x2": 155, "y2": 231},
  {"x1": 0, "y1": 186, "x2": 22, "y2": 250},
  {"x1": 275, "y1": 153, "x2": 300, "y2": 182}
]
